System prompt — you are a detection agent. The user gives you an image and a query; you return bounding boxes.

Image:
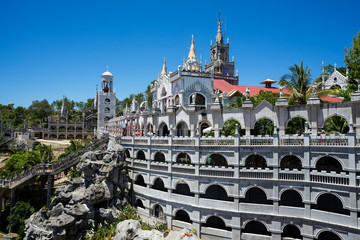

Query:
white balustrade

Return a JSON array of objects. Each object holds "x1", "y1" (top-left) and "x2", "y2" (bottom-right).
[
  {"x1": 279, "y1": 169, "x2": 305, "y2": 181},
  {"x1": 200, "y1": 136, "x2": 234, "y2": 146},
  {"x1": 310, "y1": 170, "x2": 349, "y2": 185},
  {"x1": 310, "y1": 134, "x2": 348, "y2": 146},
  {"x1": 172, "y1": 164, "x2": 195, "y2": 174},
  {"x1": 199, "y1": 166, "x2": 234, "y2": 177},
  {"x1": 239, "y1": 168, "x2": 273, "y2": 179},
  {"x1": 280, "y1": 135, "x2": 304, "y2": 146}
]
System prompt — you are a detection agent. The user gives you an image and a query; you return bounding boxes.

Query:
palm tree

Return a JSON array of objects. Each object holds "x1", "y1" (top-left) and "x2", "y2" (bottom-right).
[
  {"x1": 279, "y1": 61, "x2": 312, "y2": 105},
  {"x1": 324, "y1": 116, "x2": 349, "y2": 134},
  {"x1": 35, "y1": 144, "x2": 54, "y2": 163}
]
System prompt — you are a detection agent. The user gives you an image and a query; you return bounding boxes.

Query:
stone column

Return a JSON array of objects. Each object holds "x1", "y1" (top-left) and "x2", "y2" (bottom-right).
[
  {"x1": 46, "y1": 175, "x2": 54, "y2": 209},
  {"x1": 9, "y1": 189, "x2": 15, "y2": 233}
]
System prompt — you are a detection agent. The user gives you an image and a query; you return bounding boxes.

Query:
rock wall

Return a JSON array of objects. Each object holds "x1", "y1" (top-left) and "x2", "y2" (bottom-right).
[{"x1": 24, "y1": 141, "x2": 129, "y2": 240}]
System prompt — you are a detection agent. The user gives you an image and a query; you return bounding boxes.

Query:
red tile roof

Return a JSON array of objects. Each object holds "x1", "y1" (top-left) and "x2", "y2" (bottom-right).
[
  {"x1": 214, "y1": 79, "x2": 290, "y2": 96},
  {"x1": 319, "y1": 96, "x2": 343, "y2": 102},
  {"x1": 214, "y1": 79, "x2": 343, "y2": 102}
]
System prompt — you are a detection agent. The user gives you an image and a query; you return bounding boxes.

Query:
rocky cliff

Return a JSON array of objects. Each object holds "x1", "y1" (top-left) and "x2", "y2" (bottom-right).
[{"x1": 24, "y1": 141, "x2": 129, "y2": 240}]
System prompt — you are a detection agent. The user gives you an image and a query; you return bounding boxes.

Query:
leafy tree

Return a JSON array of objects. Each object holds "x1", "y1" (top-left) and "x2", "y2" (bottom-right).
[
  {"x1": 285, "y1": 117, "x2": 305, "y2": 134},
  {"x1": 250, "y1": 90, "x2": 279, "y2": 107},
  {"x1": 323, "y1": 116, "x2": 349, "y2": 134},
  {"x1": 226, "y1": 96, "x2": 246, "y2": 108},
  {"x1": 28, "y1": 99, "x2": 52, "y2": 127},
  {"x1": 7, "y1": 201, "x2": 34, "y2": 236},
  {"x1": 1, "y1": 150, "x2": 42, "y2": 177},
  {"x1": 221, "y1": 119, "x2": 243, "y2": 136},
  {"x1": 279, "y1": 61, "x2": 312, "y2": 105},
  {"x1": 345, "y1": 32, "x2": 360, "y2": 83},
  {"x1": 251, "y1": 118, "x2": 274, "y2": 136}
]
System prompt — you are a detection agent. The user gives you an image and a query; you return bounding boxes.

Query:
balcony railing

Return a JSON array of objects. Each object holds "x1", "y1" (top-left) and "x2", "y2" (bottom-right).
[{"x1": 116, "y1": 134, "x2": 355, "y2": 147}]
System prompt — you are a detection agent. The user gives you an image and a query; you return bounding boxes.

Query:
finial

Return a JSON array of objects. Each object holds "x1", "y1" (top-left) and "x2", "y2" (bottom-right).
[
  {"x1": 96, "y1": 84, "x2": 98, "y2": 91},
  {"x1": 232, "y1": 56, "x2": 234, "y2": 62},
  {"x1": 192, "y1": 34, "x2": 194, "y2": 41},
  {"x1": 106, "y1": 66, "x2": 109, "y2": 72},
  {"x1": 210, "y1": 40, "x2": 212, "y2": 45},
  {"x1": 236, "y1": 69, "x2": 239, "y2": 76},
  {"x1": 219, "y1": 12, "x2": 221, "y2": 21},
  {"x1": 334, "y1": 63, "x2": 337, "y2": 70},
  {"x1": 227, "y1": 38, "x2": 229, "y2": 44}
]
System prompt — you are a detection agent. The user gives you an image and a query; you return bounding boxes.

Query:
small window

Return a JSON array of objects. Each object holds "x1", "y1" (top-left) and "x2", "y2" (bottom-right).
[{"x1": 105, "y1": 98, "x2": 110, "y2": 104}]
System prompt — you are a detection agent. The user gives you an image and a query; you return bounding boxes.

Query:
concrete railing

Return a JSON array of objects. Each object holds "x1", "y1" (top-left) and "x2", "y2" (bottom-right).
[{"x1": 116, "y1": 134, "x2": 356, "y2": 147}]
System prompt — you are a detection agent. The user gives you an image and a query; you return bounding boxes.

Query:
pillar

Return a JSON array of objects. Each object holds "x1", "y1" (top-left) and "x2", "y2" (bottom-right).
[
  {"x1": 46, "y1": 175, "x2": 54, "y2": 208},
  {"x1": 9, "y1": 189, "x2": 15, "y2": 233}
]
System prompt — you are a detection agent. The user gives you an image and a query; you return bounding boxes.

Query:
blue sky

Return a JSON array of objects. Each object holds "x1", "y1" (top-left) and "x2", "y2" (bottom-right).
[{"x1": 1, "y1": 0, "x2": 359, "y2": 107}]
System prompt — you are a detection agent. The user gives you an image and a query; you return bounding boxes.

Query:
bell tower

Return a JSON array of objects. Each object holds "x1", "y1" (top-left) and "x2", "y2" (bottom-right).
[
  {"x1": 97, "y1": 67, "x2": 116, "y2": 136},
  {"x1": 205, "y1": 14, "x2": 238, "y2": 85}
]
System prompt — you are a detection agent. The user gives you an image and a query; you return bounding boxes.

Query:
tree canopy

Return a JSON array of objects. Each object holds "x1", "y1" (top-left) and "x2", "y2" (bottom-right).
[
  {"x1": 279, "y1": 61, "x2": 312, "y2": 105},
  {"x1": 345, "y1": 32, "x2": 360, "y2": 82}
]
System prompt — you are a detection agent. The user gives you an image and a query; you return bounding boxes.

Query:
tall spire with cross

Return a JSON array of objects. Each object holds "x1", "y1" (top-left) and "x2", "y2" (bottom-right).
[{"x1": 216, "y1": 12, "x2": 223, "y2": 44}]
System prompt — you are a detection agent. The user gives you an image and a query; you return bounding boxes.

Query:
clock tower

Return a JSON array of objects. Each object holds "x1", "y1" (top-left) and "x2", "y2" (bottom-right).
[{"x1": 205, "y1": 15, "x2": 238, "y2": 85}]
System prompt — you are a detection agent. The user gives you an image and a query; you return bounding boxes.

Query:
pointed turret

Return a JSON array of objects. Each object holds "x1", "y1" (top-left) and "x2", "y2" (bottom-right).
[
  {"x1": 183, "y1": 35, "x2": 201, "y2": 71},
  {"x1": 216, "y1": 13, "x2": 223, "y2": 44},
  {"x1": 187, "y1": 35, "x2": 197, "y2": 63},
  {"x1": 160, "y1": 58, "x2": 167, "y2": 77}
]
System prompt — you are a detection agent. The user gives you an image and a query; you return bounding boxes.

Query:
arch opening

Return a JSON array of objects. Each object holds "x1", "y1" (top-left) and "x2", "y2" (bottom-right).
[
  {"x1": 280, "y1": 155, "x2": 302, "y2": 170},
  {"x1": 176, "y1": 121, "x2": 189, "y2": 137},
  {"x1": 135, "y1": 175, "x2": 146, "y2": 187},
  {"x1": 136, "y1": 150, "x2": 146, "y2": 160},
  {"x1": 282, "y1": 224, "x2": 302, "y2": 239},
  {"x1": 153, "y1": 204, "x2": 165, "y2": 220},
  {"x1": 206, "y1": 154, "x2": 228, "y2": 166},
  {"x1": 245, "y1": 154, "x2": 267, "y2": 169},
  {"x1": 176, "y1": 153, "x2": 191, "y2": 164},
  {"x1": 201, "y1": 184, "x2": 233, "y2": 201},
  {"x1": 174, "y1": 210, "x2": 192, "y2": 224},
  {"x1": 221, "y1": 119, "x2": 244, "y2": 136},
  {"x1": 135, "y1": 199, "x2": 145, "y2": 209},
  {"x1": 280, "y1": 190, "x2": 304, "y2": 208},
  {"x1": 152, "y1": 178, "x2": 167, "y2": 192},
  {"x1": 315, "y1": 156, "x2": 343, "y2": 173},
  {"x1": 313, "y1": 193, "x2": 349, "y2": 215},
  {"x1": 124, "y1": 149, "x2": 130, "y2": 159},
  {"x1": 243, "y1": 220, "x2": 271, "y2": 236},
  {"x1": 317, "y1": 231, "x2": 341, "y2": 240},
  {"x1": 323, "y1": 116, "x2": 349, "y2": 134},
  {"x1": 154, "y1": 152, "x2": 165, "y2": 162},
  {"x1": 158, "y1": 123, "x2": 169, "y2": 136},
  {"x1": 285, "y1": 117, "x2": 306, "y2": 135},
  {"x1": 202, "y1": 216, "x2": 231, "y2": 231},
  {"x1": 243, "y1": 187, "x2": 272, "y2": 205},
  {"x1": 251, "y1": 118, "x2": 274, "y2": 136},
  {"x1": 174, "y1": 181, "x2": 194, "y2": 197}
]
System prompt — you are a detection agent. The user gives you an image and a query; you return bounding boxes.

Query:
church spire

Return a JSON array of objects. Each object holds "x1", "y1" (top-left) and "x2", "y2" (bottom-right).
[
  {"x1": 160, "y1": 57, "x2": 167, "y2": 77},
  {"x1": 216, "y1": 13, "x2": 223, "y2": 44},
  {"x1": 187, "y1": 35, "x2": 197, "y2": 63}
]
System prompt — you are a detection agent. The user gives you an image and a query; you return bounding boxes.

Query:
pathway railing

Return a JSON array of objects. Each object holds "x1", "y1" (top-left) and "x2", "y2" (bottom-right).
[{"x1": 0, "y1": 135, "x2": 109, "y2": 189}]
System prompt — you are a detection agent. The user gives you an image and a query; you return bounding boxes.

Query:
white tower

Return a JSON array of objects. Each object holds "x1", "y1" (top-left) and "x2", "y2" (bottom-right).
[{"x1": 97, "y1": 67, "x2": 116, "y2": 136}]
